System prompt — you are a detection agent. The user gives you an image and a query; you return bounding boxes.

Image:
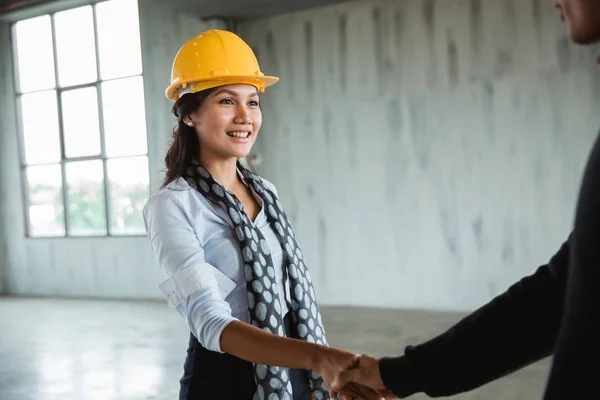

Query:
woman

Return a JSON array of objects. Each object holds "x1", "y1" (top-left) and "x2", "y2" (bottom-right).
[{"x1": 143, "y1": 30, "x2": 381, "y2": 400}]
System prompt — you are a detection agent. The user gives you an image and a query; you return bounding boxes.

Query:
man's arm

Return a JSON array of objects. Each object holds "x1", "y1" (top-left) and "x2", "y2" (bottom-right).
[
  {"x1": 376, "y1": 237, "x2": 570, "y2": 398},
  {"x1": 543, "y1": 135, "x2": 600, "y2": 399}
]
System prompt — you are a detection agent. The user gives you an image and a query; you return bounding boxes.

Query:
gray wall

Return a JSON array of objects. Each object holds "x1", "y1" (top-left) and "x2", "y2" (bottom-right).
[
  {"x1": 0, "y1": 0, "x2": 224, "y2": 298},
  {"x1": 238, "y1": 0, "x2": 600, "y2": 310},
  {"x1": 2, "y1": 0, "x2": 600, "y2": 312}
]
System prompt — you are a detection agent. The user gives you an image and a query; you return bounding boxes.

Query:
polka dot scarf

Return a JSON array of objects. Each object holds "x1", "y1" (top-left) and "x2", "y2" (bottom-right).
[{"x1": 183, "y1": 159, "x2": 329, "y2": 400}]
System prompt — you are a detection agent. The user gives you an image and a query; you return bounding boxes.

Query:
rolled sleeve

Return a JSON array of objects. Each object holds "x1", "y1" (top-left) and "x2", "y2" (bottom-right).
[
  {"x1": 182, "y1": 288, "x2": 237, "y2": 352},
  {"x1": 143, "y1": 191, "x2": 238, "y2": 352}
]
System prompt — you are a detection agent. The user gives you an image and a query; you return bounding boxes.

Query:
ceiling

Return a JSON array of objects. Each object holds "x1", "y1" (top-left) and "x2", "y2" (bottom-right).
[
  {"x1": 171, "y1": 0, "x2": 353, "y2": 20},
  {"x1": 0, "y1": 0, "x2": 353, "y2": 21}
]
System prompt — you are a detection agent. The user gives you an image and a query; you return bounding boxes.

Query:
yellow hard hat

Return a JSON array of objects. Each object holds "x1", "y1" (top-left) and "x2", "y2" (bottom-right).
[{"x1": 165, "y1": 29, "x2": 279, "y2": 101}]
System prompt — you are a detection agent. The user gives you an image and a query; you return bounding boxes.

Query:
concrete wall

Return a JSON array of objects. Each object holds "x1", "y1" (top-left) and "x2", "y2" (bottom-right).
[
  {"x1": 0, "y1": 0, "x2": 224, "y2": 298},
  {"x1": 238, "y1": 0, "x2": 600, "y2": 310},
  {"x1": 3, "y1": 0, "x2": 600, "y2": 312}
]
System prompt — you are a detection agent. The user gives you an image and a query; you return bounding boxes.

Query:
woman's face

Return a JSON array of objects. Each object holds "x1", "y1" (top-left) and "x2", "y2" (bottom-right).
[{"x1": 188, "y1": 84, "x2": 262, "y2": 162}]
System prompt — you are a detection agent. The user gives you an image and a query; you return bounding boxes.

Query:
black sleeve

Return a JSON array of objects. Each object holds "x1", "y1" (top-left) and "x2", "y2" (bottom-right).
[
  {"x1": 378, "y1": 237, "x2": 570, "y2": 398},
  {"x1": 542, "y1": 135, "x2": 600, "y2": 399}
]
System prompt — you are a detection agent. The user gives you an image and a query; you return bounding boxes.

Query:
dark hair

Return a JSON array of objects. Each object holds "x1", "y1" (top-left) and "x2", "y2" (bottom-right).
[{"x1": 162, "y1": 88, "x2": 216, "y2": 188}]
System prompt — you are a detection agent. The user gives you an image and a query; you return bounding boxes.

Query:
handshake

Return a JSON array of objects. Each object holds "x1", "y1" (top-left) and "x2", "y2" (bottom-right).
[{"x1": 314, "y1": 348, "x2": 397, "y2": 400}]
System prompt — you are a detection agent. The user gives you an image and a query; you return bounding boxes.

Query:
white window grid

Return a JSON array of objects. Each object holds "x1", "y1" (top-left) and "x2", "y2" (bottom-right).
[{"x1": 11, "y1": 0, "x2": 150, "y2": 238}]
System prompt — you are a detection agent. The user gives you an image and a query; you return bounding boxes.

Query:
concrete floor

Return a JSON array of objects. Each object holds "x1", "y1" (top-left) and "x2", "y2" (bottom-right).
[{"x1": 0, "y1": 297, "x2": 551, "y2": 400}]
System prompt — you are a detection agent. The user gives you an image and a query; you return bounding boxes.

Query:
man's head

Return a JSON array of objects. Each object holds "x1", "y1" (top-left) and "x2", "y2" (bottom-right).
[{"x1": 554, "y1": 0, "x2": 600, "y2": 44}]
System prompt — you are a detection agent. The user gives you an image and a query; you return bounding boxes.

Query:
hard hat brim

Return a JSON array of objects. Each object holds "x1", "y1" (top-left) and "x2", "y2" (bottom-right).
[{"x1": 165, "y1": 75, "x2": 279, "y2": 101}]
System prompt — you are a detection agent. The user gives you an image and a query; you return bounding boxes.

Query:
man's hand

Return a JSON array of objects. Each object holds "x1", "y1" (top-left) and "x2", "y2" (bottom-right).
[
  {"x1": 330, "y1": 354, "x2": 395, "y2": 399},
  {"x1": 313, "y1": 348, "x2": 388, "y2": 399}
]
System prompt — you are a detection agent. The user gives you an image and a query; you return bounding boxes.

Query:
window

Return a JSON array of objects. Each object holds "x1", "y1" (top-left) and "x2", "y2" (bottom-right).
[{"x1": 12, "y1": 0, "x2": 150, "y2": 237}]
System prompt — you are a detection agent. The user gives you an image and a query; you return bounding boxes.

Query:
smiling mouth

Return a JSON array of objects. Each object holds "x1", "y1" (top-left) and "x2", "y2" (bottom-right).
[{"x1": 227, "y1": 131, "x2": 251, "y2": 139}]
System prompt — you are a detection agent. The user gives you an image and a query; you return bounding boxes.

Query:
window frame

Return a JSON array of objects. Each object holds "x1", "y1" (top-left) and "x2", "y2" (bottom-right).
[{"x1": 11, "y1": 0, "x2": 150, "y2": 238}]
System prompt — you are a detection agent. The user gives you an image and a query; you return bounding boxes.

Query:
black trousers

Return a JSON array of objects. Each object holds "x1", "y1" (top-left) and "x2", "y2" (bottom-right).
[{"x1": 179, "y1": 311, "x2": 312, "y2": 399}]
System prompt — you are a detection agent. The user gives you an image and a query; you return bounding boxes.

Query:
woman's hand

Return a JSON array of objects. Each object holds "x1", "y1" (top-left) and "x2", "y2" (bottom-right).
[
  {"x1": 330, "y1": 354, "x2": 397, "y2": 399},
  {"x1": 313, "y1": 347, "x2": 358, "y2": 389},
  {"x1": 312, "y1": 347, "x2": 387, "y2": 400},
  {"x1": 331, "y1": 354, "x2": 387, "y2": 392}
]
